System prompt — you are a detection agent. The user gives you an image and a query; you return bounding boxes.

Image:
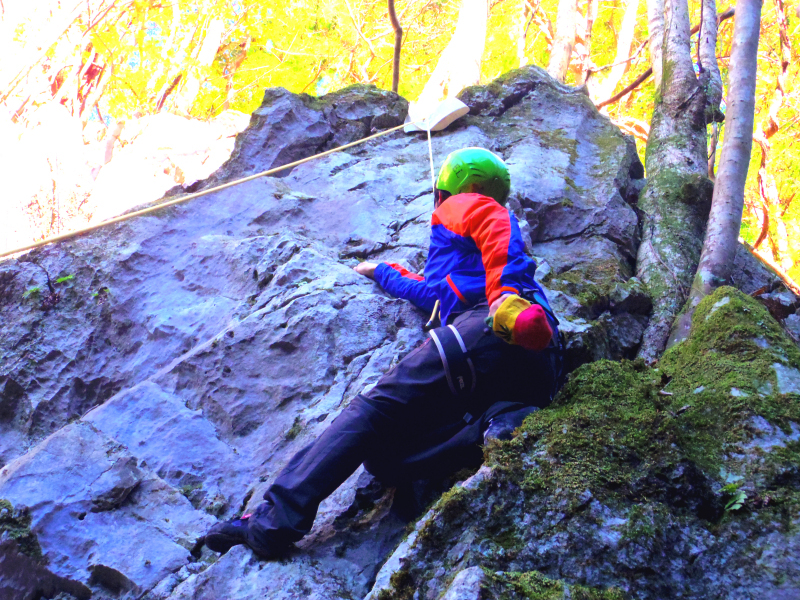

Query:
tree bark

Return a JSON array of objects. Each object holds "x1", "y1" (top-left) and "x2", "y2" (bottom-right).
[
  {"x1": 666, "y1": 0, "x2": 762, "y2": 348},
  {"x1": 388, "y1": 0, "x2": 403, "y2": 93},
  {"x1": 413, "y1": 0, "x2": 488, "y2": 108},
  {"x1": 697, "y1": 0, "x2": 722, "y2": 111},
  {"x1": 548, "y1": 0, "x2": 578, "y2": 82},
  {"x1": 635, "y1": 0, "x2": 722, "y2": 362},
  {"x1": 707, "y1": 122, "x2": 718, "y2": 178},
  {"x1": 647, "y1": 0, "x2": 664, "y2": 89}
]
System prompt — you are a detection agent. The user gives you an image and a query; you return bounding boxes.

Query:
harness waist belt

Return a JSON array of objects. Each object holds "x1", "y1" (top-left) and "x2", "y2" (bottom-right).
[{"x1": 428, "y1": 324, "x2": 477, "y2": 398}]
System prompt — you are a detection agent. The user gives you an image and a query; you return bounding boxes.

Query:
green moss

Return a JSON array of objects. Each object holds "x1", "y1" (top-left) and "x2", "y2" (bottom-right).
[
  {"x1": 416, "y1": 485, "x2": 470, "y2": 545},
  {"x1": 285, "y1": 416, "x2": 303, "y2": 441},
  {"x1": 376, "y1": 569, "x2": 416, "y2": 600},
  {"x1": 534, "y1": 129, "x2": 579, "y2": 166},
  {"x1": 384, "y1": 289, "x2": 799, "y2": 596},
  {"x1": 484, "y1": 570, "x2": 626, "y2": 600},
  {"x1": 542, "y1": 259, "x2": 630, "y2": 311},
  {"x1": 563, "y1": 177, "x2": 584, "y2": 194},
  {"x1": 178, "y1": 483, "x2": 202, "y2": 500},
  {"x1": 302, "y1": 83, "x2": 383, "y2": 110},
  {"x1": 492, "y1": 358, "x2": 667, "y2": 497},
  {"x1": 487, "y1": 288, "x2": 800, "y2": 509},
  {"x1": 0, "y1": 498, "x2": 43, "y2": 561},
  {"x1": 619, "y1": 502, "x2": 671, "y2": 547},
  {"x1": 660, "y1": 287, "x2": 800, "y2": 398},
  {"x1": 591, "y1": 128, "x2": 625, "y2": 166}
]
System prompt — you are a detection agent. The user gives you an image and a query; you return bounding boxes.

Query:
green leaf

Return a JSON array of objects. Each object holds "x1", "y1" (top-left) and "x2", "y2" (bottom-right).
[
  {"x1": 724, "y1": 490, "x2": 746, "y2": 512},
  {"x1": 55, "y1": 274, "x2": 75, "y2": 284},
  {"x1": 22, "y1": 286, "x2": 40, "y2": 299}
]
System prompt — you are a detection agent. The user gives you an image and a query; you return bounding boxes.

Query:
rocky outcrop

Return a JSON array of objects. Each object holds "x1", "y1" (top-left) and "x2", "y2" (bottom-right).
[{"x1": 0, "y1": 66, "x2": 796, "y2": 599}]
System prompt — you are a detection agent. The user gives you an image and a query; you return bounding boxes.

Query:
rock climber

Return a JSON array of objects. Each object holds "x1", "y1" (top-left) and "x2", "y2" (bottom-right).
[{"x1": 204, "y1": 147, "x2": 563, "y2": 559}]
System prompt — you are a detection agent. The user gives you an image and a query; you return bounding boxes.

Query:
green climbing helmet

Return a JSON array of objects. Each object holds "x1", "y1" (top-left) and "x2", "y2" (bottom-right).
[{"x1": 436, "y1": 147, "x2": 511, "y2": 206}]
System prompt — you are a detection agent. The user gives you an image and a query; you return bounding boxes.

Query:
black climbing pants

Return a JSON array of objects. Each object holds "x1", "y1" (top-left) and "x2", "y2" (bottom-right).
[{"x1": 248, "y1": 304, "x2": 558, "y2": 548}]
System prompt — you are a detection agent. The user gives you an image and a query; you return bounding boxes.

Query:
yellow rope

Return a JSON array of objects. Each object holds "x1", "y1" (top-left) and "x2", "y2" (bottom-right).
[{"x1": 1, "y1": 119, "x2": 420, "y2": 261}]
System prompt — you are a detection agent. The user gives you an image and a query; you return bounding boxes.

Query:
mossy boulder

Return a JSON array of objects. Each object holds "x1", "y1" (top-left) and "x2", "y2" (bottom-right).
[{"x1": 368, "y1": 287, "x2": 800, "y2": 600}]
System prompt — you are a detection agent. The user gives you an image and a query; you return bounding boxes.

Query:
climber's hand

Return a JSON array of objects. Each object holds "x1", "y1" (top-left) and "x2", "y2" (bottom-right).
[
  {"x1": 488, "y1": 294, "x2": 553, "y2": 351},
  {"x1": 354, "y1": 262, "x2": 378, "y2": 279},
  {"x1": 489, "y1": 295, "x2": 506, "y2": 317}
]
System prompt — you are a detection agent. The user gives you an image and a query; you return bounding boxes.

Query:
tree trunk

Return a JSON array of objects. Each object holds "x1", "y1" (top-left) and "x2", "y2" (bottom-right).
[
  {"x1": 517, "y1": 0, "x2": 535, "y2": 67},
  {"x1": 707, "y1": 122, "x2": 718, "y2": 178},
  {"x1": 171, "y1": 17, "x2": 225, "y2": 116},
  {"x1": 750, "y1": 0, "x2": 793, "y2": 274},
  {"x1": 666, "y1": 0, "x2": 762, "y2": 348},
  {"x1": 647, "y1": 0, "x2": 665, "y2": 89},
  {"x1": 548, "y1": 0, "x2": 578, "y2": 82},
  {"x1": 635, "y1": 0, "x2": 722, "y2": 362},
  {"x1": 413, "y1": 0, "x2": 488, "y2": 109},
  {"x1": 576, "y1": 0, "x2": 598, "y2": 84},
  {"x1": 388, "y1": 0, "x2": 403, "y2": 93},
  {"x1": 589, "y1": 0, "x2": 640, "y2": 102}
]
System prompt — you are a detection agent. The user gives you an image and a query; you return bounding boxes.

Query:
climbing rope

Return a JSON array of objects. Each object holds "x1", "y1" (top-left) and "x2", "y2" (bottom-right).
[{"x1": 0, "y1": 119, "x2": 424, "y2": 261}]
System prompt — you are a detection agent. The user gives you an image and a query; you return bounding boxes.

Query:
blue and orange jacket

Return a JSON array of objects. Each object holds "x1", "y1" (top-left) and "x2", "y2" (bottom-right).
[{"x1": 374, "y1": 193, "x2": 556, "y2": 330}]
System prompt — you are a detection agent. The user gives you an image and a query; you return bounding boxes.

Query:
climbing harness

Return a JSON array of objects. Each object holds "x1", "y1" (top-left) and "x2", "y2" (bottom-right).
[
  {"x1": 0, "y1": 98, "x2": 471, "y2": 261},
  {"x1": 428, "y1": 322, "x2": 477, "y2": 399}
]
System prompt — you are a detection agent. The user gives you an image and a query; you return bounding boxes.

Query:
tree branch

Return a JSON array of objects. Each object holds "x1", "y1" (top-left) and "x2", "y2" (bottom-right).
[
  {"x1": 301, "y1": 60, "x2": 326, "y2": 93},
  {"x1": 589, "y1": 38, "x2": 648, "y2": 74},
  {"x1": 596, "y1": 67, "x2": 652, "y2": 109},
  {"x1": 595, "y1": 7, "x2": 734, "y2": 110}
]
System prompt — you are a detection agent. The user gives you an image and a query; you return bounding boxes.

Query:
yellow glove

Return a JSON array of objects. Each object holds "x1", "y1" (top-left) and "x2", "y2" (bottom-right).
[{"x1": 489, "y1": 294, "x2": 553, "y2": 351}]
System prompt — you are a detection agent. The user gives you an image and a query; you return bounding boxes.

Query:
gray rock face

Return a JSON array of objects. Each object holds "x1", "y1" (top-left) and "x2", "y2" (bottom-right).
[{"x1": 0, "y1": 67, "x2": 794, "y2": 599}]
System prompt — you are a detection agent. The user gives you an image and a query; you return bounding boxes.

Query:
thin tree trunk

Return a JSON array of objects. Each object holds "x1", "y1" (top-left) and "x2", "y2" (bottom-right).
[
  {"x1": 80, "y1": 61, "x2": 113, "y2": 127},
  {"x1": 697, "y1": 0, "x2": 722, "y2": 109},
  {"x1": 577, "y1": 0, "x2": 598, "y2": 84},
  {"x1": 548, "y1": 0, "x2": 578, "y2": 82},
  {"x1": 413, "y1": 0, "x2": 488, "y2": 108},
  {"x1": 172, "y1": 17, "x2": 225, "y2": 116},
  {"x1": 590, "y1": 0, "x2": 640, "y2": 101},
  {"x1": 517, "y1": 0, "x2": 533, "y2": 67},
  {"x1": 635, "y1": 0, "x2": 721, "y2": 362},
  {"x1": 145, "y1": 0, "x2": 183, "y2": 104},
  {"x1": 708, "y1": 122, "x2": 718, "y2": 178},
  {"x1": 667, "y1": 0, "x2": 762, "y2": 347},
  {"x1": 751, "y1": 196, "x2": 770, "y2": 250},
  {"x1": 388, "y1": 0, "x2": 403, "y2": 93},
  {"x1": 751, "y1": 0, "x2": 793, "y2": 273}
]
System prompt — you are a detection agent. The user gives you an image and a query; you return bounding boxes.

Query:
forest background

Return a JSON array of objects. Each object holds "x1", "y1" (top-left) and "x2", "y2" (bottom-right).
[{"x1": 0, "y1": 0, "x2": 798, "y2": 282}]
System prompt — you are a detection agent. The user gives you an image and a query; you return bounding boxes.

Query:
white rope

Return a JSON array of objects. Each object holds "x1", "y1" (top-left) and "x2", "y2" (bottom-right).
[
  {"x1": 1, "y1": 119, "x2": 424, "y2": 261},
  {"x1": 427, "y1": 127, "x2": 436, "y2": 196}
]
